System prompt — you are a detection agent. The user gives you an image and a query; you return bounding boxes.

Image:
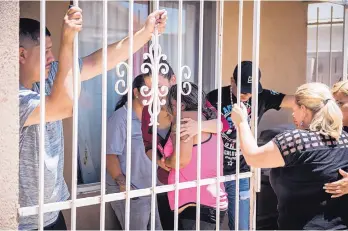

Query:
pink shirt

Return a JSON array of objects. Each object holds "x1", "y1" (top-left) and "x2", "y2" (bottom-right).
[{"x1": 165, "y1": 134, "x2": 228, "y2": 210}]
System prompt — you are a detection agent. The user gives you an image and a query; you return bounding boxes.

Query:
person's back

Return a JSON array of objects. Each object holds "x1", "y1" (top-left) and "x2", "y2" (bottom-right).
[{"x1": 270, "y1": 129, "x2": 348, "y2": 230}]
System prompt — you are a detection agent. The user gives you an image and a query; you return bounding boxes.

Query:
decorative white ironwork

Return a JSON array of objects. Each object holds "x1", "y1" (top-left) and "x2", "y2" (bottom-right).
[
  {"x1": 140, "y1": 34, "x2": 169, "y2": 126},
  {"x1": 114, "y1": 62, "x2": 130, "y2": 95},
  {"x1": 181, "y1": 65, "x2": 192, "y2": 95}
]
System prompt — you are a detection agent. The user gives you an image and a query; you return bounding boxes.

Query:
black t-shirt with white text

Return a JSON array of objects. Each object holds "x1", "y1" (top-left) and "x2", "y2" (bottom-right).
[{"x1": 206, "y1": 86, "x2": 285, "y2": 175}]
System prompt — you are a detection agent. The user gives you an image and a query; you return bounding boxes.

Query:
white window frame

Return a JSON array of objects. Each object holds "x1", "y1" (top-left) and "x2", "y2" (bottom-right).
[{"x1": 306, "y1": 2, "x2": 348, "y2": 84}]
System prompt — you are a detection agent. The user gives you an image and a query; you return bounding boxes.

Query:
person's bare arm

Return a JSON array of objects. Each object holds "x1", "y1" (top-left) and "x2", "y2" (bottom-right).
[
  {"x1": 236, "y1": 122, "x2": 285, "y2": 168},
  {"x1": 24, "y1": 7, "x2": 82, "y2": 127},
  {"x1": 280, "y1": 95, "x2": 296, "y2": 109},
  {"x1": 180, "y1": 118, "x2": 223, "y2": 138},
  {"x1": 324, "y1": 169, "x2": 348, "y2": 198},
  {"x1": 106, "y1": 154, "x2": 127, "y2": 191},
  {"x1": 80, "y1": 10, "x2": 167, "y2": 81},
  {"x1": 165, "y1": 112, "x2": 195, "y2": 169},
  {"x1": 146, "y1": 149, "x2": 171, "y2": 171},
  {"x1": 232, "y1": 103, "x2": 285, "y2": 168}
]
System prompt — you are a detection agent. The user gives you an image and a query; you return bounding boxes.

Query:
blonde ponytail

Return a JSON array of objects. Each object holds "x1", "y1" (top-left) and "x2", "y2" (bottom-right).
[{"x1": 295, "y1": 83, "x2": 343, "y2": 140}]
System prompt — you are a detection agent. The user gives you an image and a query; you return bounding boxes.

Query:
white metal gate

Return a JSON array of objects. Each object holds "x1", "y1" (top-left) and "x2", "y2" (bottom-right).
[{"x1": 17, "y1": 1, "x2": 348, "y2": 231}]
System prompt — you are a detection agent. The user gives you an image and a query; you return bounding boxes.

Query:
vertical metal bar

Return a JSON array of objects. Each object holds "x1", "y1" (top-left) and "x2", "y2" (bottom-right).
[
  {"x1": 174, "y1": 1, "x2": 183, "y2": 230},
  {"x1": 125, "y1": 0, "x2": 134, "y2": 230},
  {"x1": 38, "y1": 0, "x2": 46, "y2": 230},
  {"x1": 329, "y1": 6, "x2": 333, "y2": 86},
  {"x1": 195, "y1": 0, "x2": 204, "y2": 230},
  {"x1": 215, "y1": 1, "x2": 224, "y2": 230},
  {"x1": 151, "y1": 1, "x2": 159, "y2": 230},
  {"x1": 99, "y1": 0, "x2": 107, "y2": 230},
  {"x1": 234, "y1": 0, "x2": 244, "y2": 230},
  {"x1": 316, "y1": 7, "x2": 319, "y2": 82},
  {"x1": 71, "y1": 0, "x2": 79, "y2": 230},
  {"x1": 343, "y1": 6, "x2": 348, "y2": 81},
  {"x1": 250, "y1": 0, "x2": 261, "y2": 230},
  {"x1": 214, "y1": 3, "x2": 219, "y2": 89}
]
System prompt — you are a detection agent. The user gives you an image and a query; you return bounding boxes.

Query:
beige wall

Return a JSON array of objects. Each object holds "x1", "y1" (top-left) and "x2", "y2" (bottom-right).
[
  {"x1": 17, "y1": 1, "x2": 307, "y2": 229},
  {"x1": 223, "y1": 1, "x2": 307, "y2": 131},
  {"x1": 0, "y1": 1, "x2": 19, "y2": 229}
]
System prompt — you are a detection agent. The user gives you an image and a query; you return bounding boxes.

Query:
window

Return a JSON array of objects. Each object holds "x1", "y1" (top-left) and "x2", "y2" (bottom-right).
[
  {"x1": 77, "y1": 1, "x2": 217, "y2": 186},
  {"x1": 306, "y1": 3, "x2": 345, "y2": 86}
]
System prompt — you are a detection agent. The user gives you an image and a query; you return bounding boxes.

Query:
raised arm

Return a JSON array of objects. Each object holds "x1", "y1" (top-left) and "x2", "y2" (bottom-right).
[
  {"x1": 231, "y1": 103, "x2": 285, "y2": 168},
  {"x1": 23, "y1": 7, "x2": 82, "y2": 127},
  {"x1": 80, "y1": 10, "x2": 167, "y2": 81}
]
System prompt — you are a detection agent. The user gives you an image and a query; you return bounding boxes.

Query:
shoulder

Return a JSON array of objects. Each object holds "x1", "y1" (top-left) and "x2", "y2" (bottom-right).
[
  {"x1": 207, "y1": 86, "x2": 230, "y2": 98},
  {"x1": 273, "y1": 129, "x2": 307, "y2": 155},
  {"x1": 19, "y1": 86, "x2": 40, "y2": 105},
  {"x1": 108, "y1": 107, "x2": 127, "y2": 125},
  {"x1": 259, "y1": 89, "x2": 284, "y2": 98}
]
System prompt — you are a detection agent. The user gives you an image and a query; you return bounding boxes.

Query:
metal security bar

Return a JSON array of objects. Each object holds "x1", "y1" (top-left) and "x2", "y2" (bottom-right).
[
  {"x1": 343, "y1": 5, "x2": 348, "y2": 80},
  {"x1": 250, "y1": 0, "x2": 261, "y2": 230},
  {"x1": 124, "y1": 0, "x2": 134, "y2": 230},
  {"x1": 71, "y1": 0, "x2": 80, "y2": 230},
  {"x1": 174, "y1": 1, "x2": 183, "y2": 230},
  {"x1": 99, "y1": 0, "x2": 108, "y2": 230},
  {"x1": 215, "y1": 0, "x2": 224, "y2": 229},
  {"x1": 195, "y1": 0, "x2": 204, "y2": 230},
  {"x1": 19, "y1": 1, "x2": 264, "y2": 230},
  {"x1": 316, "y1": 7, "x2": 320, "y2": 82},
  {"x1": 38, "y1": 0, "x2": 46, "y2": 230},
  {"x1": 233, "y1": 0, "x2": 244, "y2": 230}
]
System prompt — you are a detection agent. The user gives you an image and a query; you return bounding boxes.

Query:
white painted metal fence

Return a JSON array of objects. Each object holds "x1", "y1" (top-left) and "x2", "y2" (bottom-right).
[{"x1": 18, "y1": 1, "x2": 348, "y2": 231}]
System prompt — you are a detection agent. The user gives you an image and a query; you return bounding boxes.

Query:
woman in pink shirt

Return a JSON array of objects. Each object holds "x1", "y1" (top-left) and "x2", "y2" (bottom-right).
[{"x1": 162, "y1": 82, "x2": 228, "y2": 230}]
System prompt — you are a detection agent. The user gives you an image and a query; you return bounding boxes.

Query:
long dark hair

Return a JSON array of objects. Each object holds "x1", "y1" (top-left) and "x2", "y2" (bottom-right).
[
  {"x1": 166, "y1": 82, "x2": 216, "y2": 120},
  {"x1": 115, "y1": 74, "x2": 147, "y2": 111}
]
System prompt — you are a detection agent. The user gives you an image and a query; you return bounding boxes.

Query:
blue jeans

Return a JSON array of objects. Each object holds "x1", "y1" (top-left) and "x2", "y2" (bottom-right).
[{"x1": 224, "y1": 178, "x2": 250, "y2": 230}]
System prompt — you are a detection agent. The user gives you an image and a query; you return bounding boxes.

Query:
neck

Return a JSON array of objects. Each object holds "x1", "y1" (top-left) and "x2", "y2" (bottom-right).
[
  {"x1": 19, "y1": 68, "x2": 37, "y2": 89},
  {"x1": 132, "y1": 100, "x2": 143, "y2": 120}
]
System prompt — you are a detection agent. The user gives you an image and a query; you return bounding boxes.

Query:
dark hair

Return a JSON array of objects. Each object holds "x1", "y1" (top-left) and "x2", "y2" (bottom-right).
[
  {"x1": 142, "y1": 57, "x2": 175, "y2": 80},
  {"x1": 166, "y1": 82, "x2": 216, "y2": 120},
  {"x1": 115, "y1": 74, "x2": 148, "y2": 111},
  {"x1": 19, "y1": 18, "x2": 51, "y2": 47}
]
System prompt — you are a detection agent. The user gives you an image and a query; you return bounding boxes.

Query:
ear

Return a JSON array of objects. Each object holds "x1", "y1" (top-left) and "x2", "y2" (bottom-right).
[
  {"x1": 181, "y1": 103, "x2": 185, "y2": 110},
  {"x1": 300, "y1": 104, "x2": 311, "y2": 120},
  {"x1": 133, "y1": 88, "x2": 139, "y2": 99},
  {"x1": 19, "y1": 47, "x2": 27, "y2": 64},
  {"x1": 170, "y1": 75, "x2": 176, "y2": 85}
]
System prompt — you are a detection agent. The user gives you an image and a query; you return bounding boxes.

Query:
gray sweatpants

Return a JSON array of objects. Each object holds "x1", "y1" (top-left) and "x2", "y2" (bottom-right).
[{"x1": 107, "y1": 184, "x2": 162, "y2": 230}]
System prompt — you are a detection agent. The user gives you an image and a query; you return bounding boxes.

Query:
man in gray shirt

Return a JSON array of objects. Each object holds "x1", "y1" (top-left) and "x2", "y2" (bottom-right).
[{"x1": 19, "y1": 6, "x2": 167, "y2": 230}]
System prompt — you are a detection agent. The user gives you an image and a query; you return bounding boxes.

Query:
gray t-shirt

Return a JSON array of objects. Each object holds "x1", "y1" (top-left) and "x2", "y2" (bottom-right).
[
  {"x1": 106, "y1": 105, "x2": 152, "y2": 189},
  {"x1": 19, "y1": 60, "x2": 82, "y2": 230}
]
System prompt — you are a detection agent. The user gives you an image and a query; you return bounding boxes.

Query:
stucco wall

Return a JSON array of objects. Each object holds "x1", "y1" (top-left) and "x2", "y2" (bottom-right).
[
  {"x1": 222, "y1": 1, "x2": 307, "y2": 131},
  {"x1": 0, "y1": 1, "x2": 19, "y2": 229}
]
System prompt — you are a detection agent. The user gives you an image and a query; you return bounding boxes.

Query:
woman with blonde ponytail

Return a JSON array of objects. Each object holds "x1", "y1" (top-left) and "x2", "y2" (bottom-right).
[{"x1": 231, "y1": 82, "x2": 348, "y2": 230}]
